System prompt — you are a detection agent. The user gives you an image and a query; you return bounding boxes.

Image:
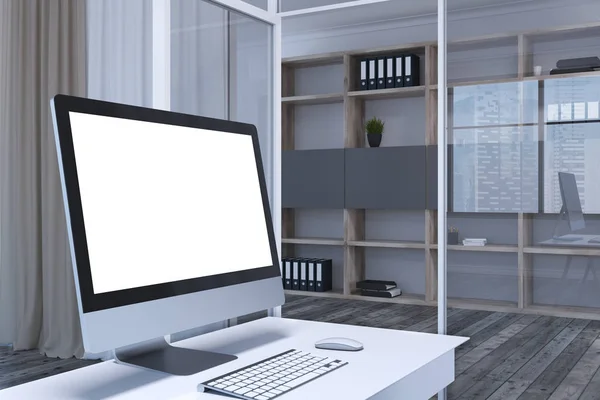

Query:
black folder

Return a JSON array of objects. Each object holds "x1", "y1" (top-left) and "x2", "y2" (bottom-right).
[
  {"x1": 368, "y1": 59, "x2": 377, "y2": 90},
  {"x1": 404, "y1": 54, "x2": 420, "y2": 87},
  {"x1": 299, "y1": 259, "x2": 308, "y2": 291},
  {"x1": 315, "y1": 258, "x2": 333, "y2": 292},
  {"x1": 292, "y1": 258, "x2": 300, "y2": 290},
  {"x1": 394, "y1": 55, "x2": 404, "y2": 88},
  {"x1": 360, "y1": 59, "x2": 368, "y2": 90},
  {"x1": 307, "y1": 259, "x2": 316, "y2": 292},
  {"x1": 376, "y1": 58, "x2": 386, "y2": 89},
  {"x1": 283, "y1": 257, "x2": 293, "y2": 289},
  {"x1": 385, "y1": 57, "x2": 395, "y2": 88}
]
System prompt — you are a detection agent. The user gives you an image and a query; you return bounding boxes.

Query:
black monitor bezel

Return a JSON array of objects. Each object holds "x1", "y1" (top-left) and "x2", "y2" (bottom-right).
[{"x1": 52, "y1": 95, "x2": 281, "y2": 313}]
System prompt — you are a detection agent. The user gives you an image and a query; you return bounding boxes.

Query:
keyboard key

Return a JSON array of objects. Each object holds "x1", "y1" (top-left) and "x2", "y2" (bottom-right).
[
  {"x1": 234, "y1": 387, "x2": 252, "y2": 395},
  {"x1": 248, "y1": 384, "x2": 259, "y2": 389},
  {"x1": 246, "y1": 391, "x2": 259, "y2": 398},
  {"x1": 224, "y1": 384, "x2": 241, "y2": 392},
  {"x1": 271, "y1": 388, "x2": 283, "y2": 395},
  {"x1": 256, "y1": 396, "x2": 269, "y2": 400},
  {"x1": 214, "y1": 383, "x2": 227, "y2": 389},
  {"x1": 285, "y1": 372, "x2": 319, "y2": 388}
]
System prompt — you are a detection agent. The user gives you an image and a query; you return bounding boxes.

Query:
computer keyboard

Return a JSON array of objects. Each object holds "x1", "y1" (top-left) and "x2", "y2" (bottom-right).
[{"x1": 201, "y1": 349, "x2": 347, "y2": 399}]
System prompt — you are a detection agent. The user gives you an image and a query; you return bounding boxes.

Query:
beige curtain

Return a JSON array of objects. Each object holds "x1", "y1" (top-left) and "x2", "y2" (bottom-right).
[{"x1": 0, "y1": 0, "x2": 86, "y2": 358}]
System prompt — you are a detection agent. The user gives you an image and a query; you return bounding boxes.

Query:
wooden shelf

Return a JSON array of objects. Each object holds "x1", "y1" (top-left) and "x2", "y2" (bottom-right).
[
  {"x1": 284, "y1": 289, "x2": 345, "y2": 299},
  {"x1": 347, "y1": 240, "x2": 426, "y2": 249},
  {"x1": 282, "y1": 93, "x2": 344, "y2": 105},
  {"x1": 430, "y1": 244, "x2": 519, "y2": 253},
  {"x1": 282, "y1": 237, "x2": 345, "y2": 246},
  {"x1": 448, "y1": 297, "x2": 518, "y2": 312},
  {"x1": 524, "y1": 246, "x2": 600, "y2": 257},
  {"x1": 522, "y1": 70, "x2": 600, "y2": 82},
  {"x1": 284, "y1": 290, "x2": 428, "y2": 306},
  {"x1": 448, "y1": 76, "x2": 521, "y2": 88},
  {"x1": 348, "y1": 86, "x2": 425, "y2": 100},
  {"x1": 445, "y1": 70, "x2": 600, "y2": 89},
  {"x1": 282, "y1": 53, "x2": 344, "y2": 68}
]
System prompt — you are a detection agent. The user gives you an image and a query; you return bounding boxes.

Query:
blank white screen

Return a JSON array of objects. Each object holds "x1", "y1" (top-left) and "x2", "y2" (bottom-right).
[{"x1": 68, "y1": 112, "x2": 273, "y2": 294}]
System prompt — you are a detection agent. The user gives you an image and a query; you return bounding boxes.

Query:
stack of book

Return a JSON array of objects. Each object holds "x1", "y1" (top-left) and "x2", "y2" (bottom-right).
[
  {"x1": 357, "y1": 280, "x2": 402, "y2": 298},
  {"x1": 462, "y1": 238, "x2": 487, "y2": 247}
]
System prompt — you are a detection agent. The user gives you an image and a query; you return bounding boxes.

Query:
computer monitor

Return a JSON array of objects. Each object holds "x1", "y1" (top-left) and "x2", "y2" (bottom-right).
[
  {"x1": 50, "y1": 95, "x2": 284, "y2": 375},
  {"x1": 554, "y1": 172, "x2": 586, "y2": 239}
]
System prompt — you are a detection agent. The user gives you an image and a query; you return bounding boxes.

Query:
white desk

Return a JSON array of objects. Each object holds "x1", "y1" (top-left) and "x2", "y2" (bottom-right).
[{"x1": 0, "y1": 317, "x2": 467, "y2": 400}]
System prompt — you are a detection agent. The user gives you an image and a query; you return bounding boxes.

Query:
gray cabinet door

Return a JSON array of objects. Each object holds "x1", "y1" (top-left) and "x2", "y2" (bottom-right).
[
  {"x1": 282, "y1": 149, "x2": 345, "y2": 208},
  {"x1": 345, "y1": 146, "x2": 427, "y2": 209}
]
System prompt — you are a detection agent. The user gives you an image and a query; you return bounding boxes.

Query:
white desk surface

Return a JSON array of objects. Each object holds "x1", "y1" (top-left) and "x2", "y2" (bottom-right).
[
  {"x1": 540, "y1": 234, "x2": 600, "y2": 248},
  {"x1": 1, "y1": 317, "x2": 467, "y2": 400}
]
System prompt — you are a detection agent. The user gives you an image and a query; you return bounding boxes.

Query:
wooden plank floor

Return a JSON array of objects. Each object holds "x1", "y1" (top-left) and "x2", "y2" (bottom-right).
[{"x1": 2, "y1": 294, "x2": 600, "y2": 400}]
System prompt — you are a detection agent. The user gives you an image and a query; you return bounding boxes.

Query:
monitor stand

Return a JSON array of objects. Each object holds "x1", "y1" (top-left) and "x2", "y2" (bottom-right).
[
  {"x1": 114, "y1": 336, "x2": 237, "y2": 376},
  {"x1": 552, "y1": 205, "x2": 582, "y2": 242}
]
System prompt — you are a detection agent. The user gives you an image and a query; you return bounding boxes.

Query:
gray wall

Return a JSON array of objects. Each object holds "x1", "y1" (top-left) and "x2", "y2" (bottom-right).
[
  {"x1": 447, "y1": 213, "x2": 518, "y2": 245},
  {"x1": 531, "y1": 27, "x2": 600, "y2": 76},
  {"x1": 365, "y1": 211, "x2": 425, "y2": 243},
  {"x1": 294, "y1": 103, "x2": 345, "y2": 150},
  {"x1": 295, "y1": 209, "x2": 344, "y2": 239},
  {"x1": 364, "y1": 249, "x2": 425, "y2": 296},
  {"x1": 294, "y1": 63, "x2": 345, "y2": 96},
  {"x1": 533, "y1": 254, "x2": 600, "y2": 309},
  {"x1": 448, "y1": 252, "x2": 518, "y2": 303},
  {"x1": 365, "y1": 97, "x2": 425, "y2": 147},
  {"x1": 447, "y1": 37, "x2": 518, "y2": 83}
]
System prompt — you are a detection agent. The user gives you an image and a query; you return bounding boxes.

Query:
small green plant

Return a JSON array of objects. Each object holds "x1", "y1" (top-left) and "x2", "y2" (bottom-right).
[{"x1": 365, "y1": 117, "x2": 384, "y2": 135}]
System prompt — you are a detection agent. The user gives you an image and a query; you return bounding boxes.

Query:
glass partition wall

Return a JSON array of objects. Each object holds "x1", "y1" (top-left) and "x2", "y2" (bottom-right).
[
  {"x1": 443, "y1": 0, "x2": 600, "y2": 318},
  {"x1": 438, "y1": 1, "x2": 600, "y2": 398},
  {"x1": 169, "y1": 0, "x2": 279, "y2": 327}
]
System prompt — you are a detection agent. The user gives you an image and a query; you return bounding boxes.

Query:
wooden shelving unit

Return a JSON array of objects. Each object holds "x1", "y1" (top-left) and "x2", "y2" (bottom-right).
[
  {"x1": 347, "y1": 86, "x2": 426, "y2": 99},
  {"x1": 280, "y1": 22, "x2": 600, "y2": 319},
  {"x1": 347, "y1": 240, "x2": 426, "y2": 250},
  {"x1": 431, "y1": 244, "x2": 519, "y2": 253},
  {"x1": 282, "y1": 93, "x2": 344, "y2": 105},
  {"x1": 281, "y1": 237, "x2": 345, "y2": 246}
]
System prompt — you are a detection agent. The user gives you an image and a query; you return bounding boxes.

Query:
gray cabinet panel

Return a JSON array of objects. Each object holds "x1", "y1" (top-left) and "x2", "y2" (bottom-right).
[
  {"x1": 345, "y1": 147, "x2": 427, "y2": 209},
  {"x1": 282, "y1": 149, "x2": 345, "y2": 208}
]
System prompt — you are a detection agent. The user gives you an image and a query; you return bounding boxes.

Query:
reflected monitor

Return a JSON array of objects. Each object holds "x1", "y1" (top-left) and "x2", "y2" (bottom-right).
[
  {"x1": 50, "y1": 95, "x2": 284, "y2": 375},
  {"x1": 554, "y1": 172, "x2": 586, "y2": 239}
]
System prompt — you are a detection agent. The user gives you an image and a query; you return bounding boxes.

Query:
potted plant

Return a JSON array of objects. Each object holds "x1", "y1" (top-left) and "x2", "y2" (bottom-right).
[{"x1": 365, "y1": 117, "x2": 384, "y2": 148}]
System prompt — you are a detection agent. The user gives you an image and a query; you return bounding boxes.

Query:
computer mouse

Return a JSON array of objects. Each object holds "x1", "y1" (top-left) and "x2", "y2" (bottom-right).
[{"x1": 315, "y1": 337, "x2": 363, "y2": 351}]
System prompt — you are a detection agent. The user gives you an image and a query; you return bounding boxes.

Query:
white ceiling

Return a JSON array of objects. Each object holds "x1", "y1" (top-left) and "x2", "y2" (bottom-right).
[{"x1": 282, "y1": 0, "x2": 540, "y2": 35}]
